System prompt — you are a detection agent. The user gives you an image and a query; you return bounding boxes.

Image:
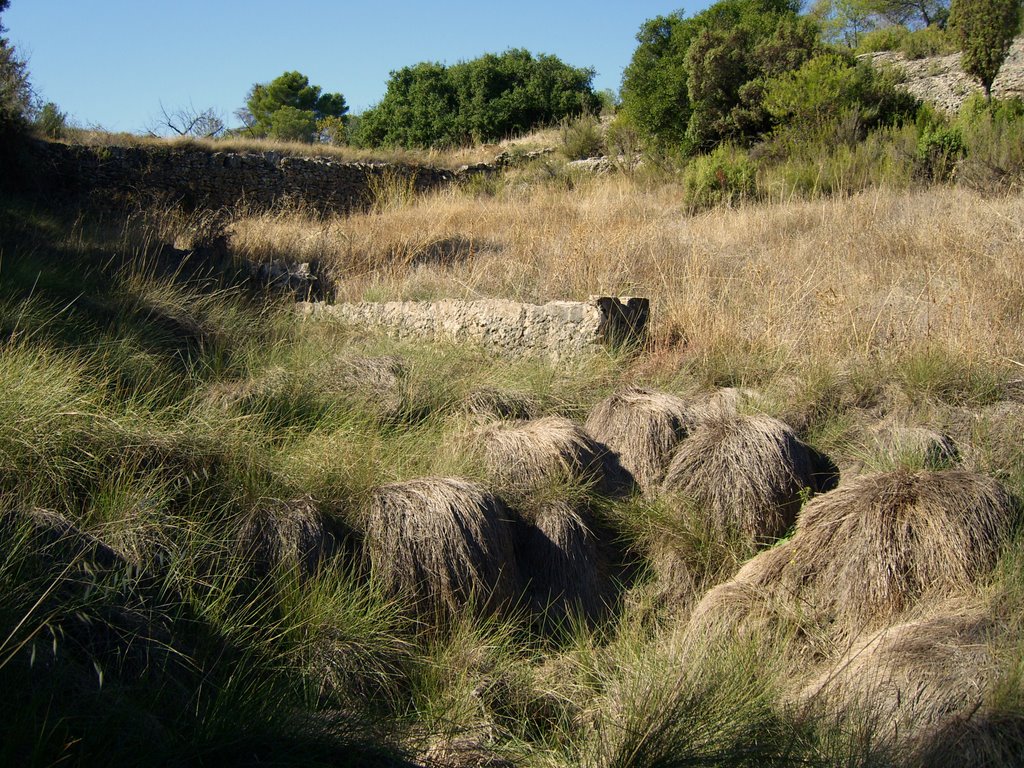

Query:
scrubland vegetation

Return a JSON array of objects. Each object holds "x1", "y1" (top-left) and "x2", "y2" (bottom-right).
[
  {"x1": 4, "y1": 159, "x2": 1024, "y2": 766},
  {"x1": 5, "y1": 0, "x2": 1024, "y2": 764}
]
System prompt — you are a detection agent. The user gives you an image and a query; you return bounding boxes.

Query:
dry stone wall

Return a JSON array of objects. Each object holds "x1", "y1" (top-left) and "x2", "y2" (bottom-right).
[
  {"x1": 29, "y1": 140, "x2": 455, "y2": 212},
  {"x1": 298, "y1": 297, "x2": 650, "y2": 359}
]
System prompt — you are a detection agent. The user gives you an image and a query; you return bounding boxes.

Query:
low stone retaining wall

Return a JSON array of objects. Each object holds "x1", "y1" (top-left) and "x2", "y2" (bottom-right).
[
  {"x1": 298, "y1": 296, "x2": 649, "y2": 358},
  {"x1": 29, "y1": 140, "x2": 454, "y2": 213}
]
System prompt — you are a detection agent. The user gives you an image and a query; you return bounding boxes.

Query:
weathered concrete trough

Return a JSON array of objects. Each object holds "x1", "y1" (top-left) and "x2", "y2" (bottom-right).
[{"x1": 297, "y1": 296, "x2": 649, "y2": 358}]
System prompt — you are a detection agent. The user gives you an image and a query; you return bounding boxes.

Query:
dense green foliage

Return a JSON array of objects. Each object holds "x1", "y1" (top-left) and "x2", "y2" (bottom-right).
[
  {"x1": 356, "y1": 49, "x2": 600, "y2": 148},
  {"x1": 949, "y1": 0, "x2": 1021, "y2": 98},
  {"x1": 763, "y1": 51, "x2": 917, "y2": 132},
  {"x1": 620, "y1": 0, "x2": 821, "y2": 154},
  {"x1": 0, "y1": 0, "x2": 30, "y2": 140},
  {"x1": 35, "y1": 101, "x2": 66, "y2": 138},
  {"x1": 242, "y1": 71, "x2": 348, "y2": 143}
]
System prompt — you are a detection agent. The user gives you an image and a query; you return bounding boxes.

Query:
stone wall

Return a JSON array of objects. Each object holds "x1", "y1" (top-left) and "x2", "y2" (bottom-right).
[
  {"x1": 298, "y1": 296, "x2": 649, "y2": 359},
  {"x1": 29, "y1": 140, "x2": 455, "y2": 213}
]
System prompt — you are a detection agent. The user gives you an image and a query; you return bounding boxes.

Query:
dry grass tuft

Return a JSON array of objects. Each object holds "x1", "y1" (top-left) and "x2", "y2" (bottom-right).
[
  {"x1": 472, "y1": 415, "x2": 631, "y2": 499},
  {"x1": 365, "y1": 478, "x2": 522, "y2": 621},
  {"x1": 796, "y1": 605, "x2": 1010, "y2": 763},
  {"x1": 315, "y1": 354, "x2": 408, "y2": 416},
  {"x1": 236, "y1": 497, "x2": 345, "y2": 580},
  {"x1": 459, "y1": 387, "x2": 539, "y2": 422},
  {"x1": 701, "y1": 387, "x2": 772, "y2": 417},
  {"x1": 687, "y1": 469, "x2": 1017, "y2": 653},
  {"x1": 871, "y1": 423, "x2": 960, "y2": 469},
  {"x1": 660, "y1": 413, "x2": 829, "y2": 545},
  {"x1": 584, "y1": 388, "x2": 698, "y2": 495},
  {"x1": 513, "y1": 500, "x2": 610, "y2": 628}
]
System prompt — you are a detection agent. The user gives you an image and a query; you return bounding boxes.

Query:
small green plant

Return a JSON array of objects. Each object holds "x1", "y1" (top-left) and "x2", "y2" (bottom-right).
[
  {"x1": 561, "y1": 113, "x2": 605, "y2": 160},
  {"x1": 915, "y1": 123, "x2": 965, "y2": 181},
  {"x1": 857, "y1": 25, "x2": 910, "y2": 54},
  {"x1": 682, "y1": 144, "x2": 757, "y2": 211}
]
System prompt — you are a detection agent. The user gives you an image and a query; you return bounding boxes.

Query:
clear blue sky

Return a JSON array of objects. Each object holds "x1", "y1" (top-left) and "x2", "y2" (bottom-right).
[{"x1": 6, "y1": 1, "x2": 711, "y2": 134}]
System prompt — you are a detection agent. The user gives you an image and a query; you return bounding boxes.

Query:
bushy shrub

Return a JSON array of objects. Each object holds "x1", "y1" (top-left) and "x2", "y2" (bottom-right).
[
  {"x1": 560, "y1": 114, "x2": 604, "y2": 160},
  {"x1": 764, "y1": 53, "x2": 918, "y2": 136},
  {"x1": 356, "y1": 49, "x2": 601, "y2": 149},
  {"x1": 605, "y1": 116, "x2": 643, "y2": 166},
  {"x1": 900, "y1": 24, "x2": 956, "y2": 59},
  {"x1": 857, "y1": 25, "x2": 910, "y2": 53},
  {"x1": 682, "y1": 144, "x2": 757, "y2": 209},
  {"x1": 267, "y1": 105, "x2": 317, "y2": 143},
  {"x1": 956, "y1": 95, "x2": 1024, "y2": 192},
  {"x1": 620, "y1": 0, "x2": 820, "y2": 154},
  {"x1": 916, "y1": 123, "x2": 965, "y2": 180}
]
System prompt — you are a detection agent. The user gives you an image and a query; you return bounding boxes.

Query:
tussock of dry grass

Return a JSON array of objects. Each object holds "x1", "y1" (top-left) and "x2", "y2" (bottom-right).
[
  {"x1": 584, "y1": 388, "x2": 698, "y2": 496},
  {"x1": 459, "y1": 387, "x2": 539, "y2": 421},
  {"x1": 470, "y1": 415, "x2": 630, "y2": 500},
  {"x1": 365, "y1": 478, "x2": 522, "y2": 620},
  {"x1": 514, "y1": 500, "x2": 610, "y2": 627},
  {"x1": 660, "y1": 413, "x2": 826, "y2": 545},
  {"x1": 236, "y1": 496, "x2": 344, "y2": 580},
  {"x1": 687, "y1": 469, "x2": 1017, "y2": 654},
  {"x1": 796, "y1": 604, "x2": 1002, "y2": 761},
  {"x1": 870, "y1": 423, "x2": 960, "y2": 469}
]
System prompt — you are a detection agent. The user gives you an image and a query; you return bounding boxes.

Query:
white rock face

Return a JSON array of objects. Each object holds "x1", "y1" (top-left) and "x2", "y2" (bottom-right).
[{"x1": 862, "y1": 35, "x2": 1024, "y2": 113}]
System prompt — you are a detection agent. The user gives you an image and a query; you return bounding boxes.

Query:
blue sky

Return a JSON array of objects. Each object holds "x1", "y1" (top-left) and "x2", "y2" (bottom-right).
[{"x1": 5, "y1": 1, "x2": 710, "y2": 134}]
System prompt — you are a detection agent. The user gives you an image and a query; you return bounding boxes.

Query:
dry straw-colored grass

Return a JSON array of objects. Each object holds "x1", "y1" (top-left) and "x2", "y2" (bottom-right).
[
  {"x1": 796, "y1": 604, "x2": 1001, "y2": 762},
  {"x1": 463, "y1": 415, "x2": 625, "y2": 625},
  {"x1": 584, "y1": 388, "x2": 698, "y2": 496},
  {"x1": 686, "y1": 469, "x2": 1017, "y2": 653},
  {"x1": 471, "y1": 415, "x2": 631, "y2": 499},
  {"x1": 229, "y1": 182, "x2": 1024, "y2": 382},
  {"x1": 660, "y1": 413, "x2": 829, "y2": 545},
  {"x1": 315, "y1": 353, "x2": 408, "y2": 416},
  {"x1": 459, "y1": 387, "x2": 539, "y2": 422},
  {"x1": 236, "y1": 496, "x2": 344, "y2": 580},
  {"x1": 61, "y1": 129, "x2": 499, "y2": 169},
  {"x1": 513, "y1": 500, "x2": 610, "y2": 627},
  {"x1": 365, "y1": 478, "x2": 522, "y2": 620},
  {"x1": 870, "y1": 422, "x2": 960, "y2": 469}
]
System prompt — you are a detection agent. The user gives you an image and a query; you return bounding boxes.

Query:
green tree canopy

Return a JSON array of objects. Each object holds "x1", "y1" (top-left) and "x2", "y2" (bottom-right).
[
  {"x1": 0, "y1": 0, "x2": 31, "y2": 138},
  {"x1": 242, "y1": 71, "x2": 347, "y2": 142},
  {"x1": 620, "y1": 0, "x2": 820, "y2": 153},
  {"x1": 356, "y1": 62, "x2": 463, "y2": 148},
  {"x1": 355, "y1": 49, "x2": 599, "y2": 149},
  {"x1": 949, "y1": 0, "x2": 1020, "y2": 99}
]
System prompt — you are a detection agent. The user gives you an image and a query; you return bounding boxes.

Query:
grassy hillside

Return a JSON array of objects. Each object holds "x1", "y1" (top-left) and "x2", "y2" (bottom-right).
[{"x1": 2, "y1": 164, "x2": 1024, "y2": 767}]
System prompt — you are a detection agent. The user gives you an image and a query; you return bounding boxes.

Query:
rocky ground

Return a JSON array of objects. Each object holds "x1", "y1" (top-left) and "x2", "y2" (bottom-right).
[{"x1": 863, "y1": 34, "x2": 1024, "y2": 113}]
